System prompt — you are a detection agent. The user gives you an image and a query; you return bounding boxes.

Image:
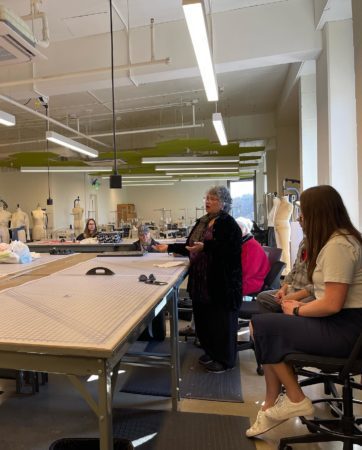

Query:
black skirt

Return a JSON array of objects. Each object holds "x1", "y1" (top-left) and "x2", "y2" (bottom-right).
[{"x1": 252, "y1": 308, "x2": 362, "y2": 364}]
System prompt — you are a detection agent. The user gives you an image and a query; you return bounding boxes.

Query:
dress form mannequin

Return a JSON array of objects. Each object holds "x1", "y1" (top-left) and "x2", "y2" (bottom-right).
[
  {"x1": 267, "y1": 194, "x2": 280, "y2": 247},
  {"x1": 31, "y1": 205, "x2": 46, "y2": 241},
  {"x1": 11, "y1": 205, "x2": 30, "y2": 242},
  {"x1": 274, "y1": 196, "x2": 293, "y2": 273},
  {"x1": 72, "y1": 199, "x2": 84, "y2": 237},
  {"x1": 0, "y1": 205, "x2": 11, "y2": 243}
]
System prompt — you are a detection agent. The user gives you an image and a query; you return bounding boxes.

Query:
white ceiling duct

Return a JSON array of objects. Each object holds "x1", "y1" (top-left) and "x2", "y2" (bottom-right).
[{"x1": 0, "y1": 5, "x2": 46, "y2": 65}]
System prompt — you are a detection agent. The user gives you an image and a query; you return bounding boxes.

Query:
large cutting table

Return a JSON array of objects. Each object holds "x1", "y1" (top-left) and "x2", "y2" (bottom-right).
[{"x1": 0, "y1": 253, "x2": 188, "y2": 450}]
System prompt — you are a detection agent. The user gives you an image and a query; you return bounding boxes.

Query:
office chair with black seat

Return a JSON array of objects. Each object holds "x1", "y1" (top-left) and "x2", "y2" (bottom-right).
[
  {"x1": 279, "y1": 331, "x2": 362, "y2": 450},
  {"x1": 237, "y1": 259, "x2": 286, "y2": 375}
]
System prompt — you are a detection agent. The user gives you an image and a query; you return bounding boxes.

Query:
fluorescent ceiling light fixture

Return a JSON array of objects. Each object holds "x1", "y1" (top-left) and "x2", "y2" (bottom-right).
[
  {"x1": 181, "y1": 177, "x2": 239, "y2": 182},
  {"x1": 212, "y1": 113, "x2": 228, "y2": 146},
  {"x1": 182, "y1": 0, "x2": 218, "y2": 102},
  {"x1": 123, "y1": 179, "x2": 175, "y2": 183},
  {"x1": 123, "y1": 175, "x2": 173, "y2": 179},
  {"x1": 239, "y1": 152, "x2": 264, "y2": 158},
  {"x1": 239, "y1": 140, "x2": 266, "y2": 148},
  {"x1": 239, "y1": 158, "x2": 260, "y2": 164},
  {"x1": 102, "y1": 175, "x2": 173, "y2": 180},
  {"x1": 142, "y1": 156, "x2": 239, "y2": 164},
  {"x1": 166, "y1": 171, "x2": 239, "y2": 176},
  {"x1": 0, "y1": 110, "x2": 15, "y2": 126},
  {"x1": 21, "y1": 166, "x2": 112, "y2": 173},
  {"x1": 46, "y1": 131, "x2": 98, "y2": 158},
  {"x1": 239, "y1": 167, "x2": 258, "y2": 172},
  {"x1": 155, "y1": 165, "x2": 238, "y2": 171},
  {"x1": 124, "y1": 183, "x2": 175, "y2": 187}
]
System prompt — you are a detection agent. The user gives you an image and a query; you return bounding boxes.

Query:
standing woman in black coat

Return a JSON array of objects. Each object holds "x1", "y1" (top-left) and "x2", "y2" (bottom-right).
[{"x1": 155, "y1": 186, "x2": 242, "y2": 373}]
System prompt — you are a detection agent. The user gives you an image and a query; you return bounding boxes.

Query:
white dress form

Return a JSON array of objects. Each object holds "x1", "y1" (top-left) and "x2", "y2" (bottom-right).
[
  {"x1": 267, "y1": 195, "x2": 280, "y2": 247},
  {"x1": 11, "y1": 206, "x2": 30, "y2": 242},
  {"x1": 274, "y1": 196, "x2": 293, "y2": 273},
  {"x1": 267, "y1": 195, "x2": 281, "y2": 227},
  {"x1": 31, "y1": 205, "x2": 46, "y2": 241},
  {"x1": 72, "y1": 202, "x2": 84, "y2": 237},
  {"x1": 0, "y1": 206, "x2": 11, "y2": 243}
]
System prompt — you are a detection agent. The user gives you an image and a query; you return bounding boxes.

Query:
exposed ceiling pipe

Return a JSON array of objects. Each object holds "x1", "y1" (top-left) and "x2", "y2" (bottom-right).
[
  {"x1": 112, "y1": 0, "x2": 138, "y2": 87},
  {"x1": 21, "y1": 0, "x2": 50, "y2": 48},
  {"x1": 0, "y1": 94, "x2": 110, "y2": 148},
  {"x1": 0, "y1": 58, "x2": 170, "y2": 89},
  {"x1": 150, "y1": 18, "x2": 156, "y2": 61},
  {"x1": 87, "y1": 90, "x2": 113, "y2": 113},
  {"x1": 89, "y1": 123, "x2": 204, "y2": 138},
  {"x1": 0, "y1": 139, "x2": 45, "y2": 148}
]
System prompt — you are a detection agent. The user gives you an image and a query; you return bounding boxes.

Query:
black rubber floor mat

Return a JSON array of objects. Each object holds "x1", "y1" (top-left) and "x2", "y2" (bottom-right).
[
  {"x1": 112, "y1": 409, "x2": 255, "y2": 450},
  {"x1": 50, "y1": 409, "x2": 255, "y2": 450},
  {"x1": 120, "y1": 340, "x2": 243, "y2": 402}
]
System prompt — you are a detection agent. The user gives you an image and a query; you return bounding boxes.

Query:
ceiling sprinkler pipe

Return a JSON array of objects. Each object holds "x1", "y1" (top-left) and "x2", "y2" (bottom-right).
[
  {"x1": 0, "y1": 94, "x2": 110, "y2": 148},
  {"x1": 21, "y1": 0, "x2": 50, "y2": 48},
  {"x1": 89, "y1": 123, "x2": 204, "y2": 138},
  {"x1": 0, "y1": 59, "x2": 170, "y2": 89}
]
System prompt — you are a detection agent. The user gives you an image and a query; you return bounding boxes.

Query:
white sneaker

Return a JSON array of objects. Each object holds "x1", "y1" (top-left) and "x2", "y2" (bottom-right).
[
  {"x1": 246, "y1": 409, "x2": 286, "y2": 437},
  {"x1": 265, "y1": 393, "x2": 314, "y2": 421}
]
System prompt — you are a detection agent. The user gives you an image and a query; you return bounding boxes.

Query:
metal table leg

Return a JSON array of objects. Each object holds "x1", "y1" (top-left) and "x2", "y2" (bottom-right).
[{"x1": 169, "y1": 287, "x2": 181, "y2": 411}]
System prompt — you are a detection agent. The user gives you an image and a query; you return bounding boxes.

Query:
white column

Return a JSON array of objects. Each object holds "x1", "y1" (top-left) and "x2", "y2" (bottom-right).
[
  {"x1": 299, "y1": 69, "x2": 318, "y2": 190},
  {"x1": 352, "y1": 0, "x2": 362, "y2": 230},
  {"x1": 316, "y1": 19, "x2": 358, "y2": 226}
]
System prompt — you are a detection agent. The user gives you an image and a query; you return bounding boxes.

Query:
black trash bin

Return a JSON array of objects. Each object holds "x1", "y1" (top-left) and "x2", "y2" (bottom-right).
[{"x1": 49, "y1": 438, "x2": 134, "y2": 450}]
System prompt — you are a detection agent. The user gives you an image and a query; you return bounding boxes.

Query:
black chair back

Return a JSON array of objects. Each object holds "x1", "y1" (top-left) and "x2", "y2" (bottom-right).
[
  {"x1": 262, "y1": 260, "x2": 286, "y2": 290},
  {"x1": 262, "y1": 246, "x2": 282, "y2": 265}
]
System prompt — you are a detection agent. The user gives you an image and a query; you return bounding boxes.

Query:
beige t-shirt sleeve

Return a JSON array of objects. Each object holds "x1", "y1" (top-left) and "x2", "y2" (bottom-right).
[{"x1": 319, "y1": 239, "x2": 357, "y2": 284}]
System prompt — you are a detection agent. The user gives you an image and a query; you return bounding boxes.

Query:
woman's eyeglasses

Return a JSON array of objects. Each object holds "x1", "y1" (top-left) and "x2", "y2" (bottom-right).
[{"x1": 138, "y1": 274, "x2": 168, "y2": 285}]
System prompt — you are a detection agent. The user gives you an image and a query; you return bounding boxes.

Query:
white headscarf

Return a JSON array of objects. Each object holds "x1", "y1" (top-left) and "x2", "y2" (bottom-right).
[{"x1": 236, "y1": 217, "x2": 253, "y2": 237}]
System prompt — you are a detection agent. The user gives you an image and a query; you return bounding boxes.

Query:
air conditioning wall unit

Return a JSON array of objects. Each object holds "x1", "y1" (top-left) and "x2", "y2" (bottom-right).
[{"x1": 0, "y1": 5, "x2": 46, "y2": 65}]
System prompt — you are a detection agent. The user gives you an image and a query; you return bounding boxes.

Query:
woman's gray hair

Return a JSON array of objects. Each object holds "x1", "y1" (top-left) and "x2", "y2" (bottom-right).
[{"x1": 207, "y1": 185, "x2": 232, "y2": 213}]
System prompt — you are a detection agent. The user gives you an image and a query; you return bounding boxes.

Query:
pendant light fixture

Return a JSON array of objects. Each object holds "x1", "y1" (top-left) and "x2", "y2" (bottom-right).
[
  {"x1": 182, "y1": 0, "x2": 218, "y2": 101},
  {"x1": 42, "y1": 98, "x2": 53, "y2": 205},
  {"x1": 0, "y1": 110, "x2": 15, "y2": 126},
  {"x1": 108, "y1": 0, "x2": 122, "y2": 189},
  {"x1": 212, "y1": 112, "x2": 228, "y2": 146}
]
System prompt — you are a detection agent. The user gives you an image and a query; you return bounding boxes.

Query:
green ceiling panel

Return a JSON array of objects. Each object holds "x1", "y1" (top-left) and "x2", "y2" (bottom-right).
[{"x1": 0, "y1": 139, "x2": 264, "y2": 177}]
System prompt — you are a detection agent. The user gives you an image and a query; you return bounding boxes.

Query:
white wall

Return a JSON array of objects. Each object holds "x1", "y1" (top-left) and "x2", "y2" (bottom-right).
[
  {"x1": 275, "y1": 125, "x2": 300, "y2": 193},
  {"x1": 352, "y1": 0, "x2": 362, "y2": 230},
  {"x1": 0, "y1": 172, "x2": 128, "y2": 232},
  {"x1": 124, "y1": 180, "x2": 227, "y2": 225},
  {"x1": 0, "y1": 172, "x2": 228, "y2": 232}
]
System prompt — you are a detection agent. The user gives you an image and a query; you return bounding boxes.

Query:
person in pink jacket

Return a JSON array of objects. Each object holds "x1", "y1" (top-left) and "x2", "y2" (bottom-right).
[{"x1": 236, "y1": 217, "x2": 270, "y2": 296}]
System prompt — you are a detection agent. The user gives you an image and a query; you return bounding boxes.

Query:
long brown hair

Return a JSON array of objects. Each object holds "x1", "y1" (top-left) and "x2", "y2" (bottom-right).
[
  {"x1": 83, "y1": 218, "x2": 97, "y2": 238},
  {"x1": 301, "y1": 185, "x2": 362, "y2": 281}
]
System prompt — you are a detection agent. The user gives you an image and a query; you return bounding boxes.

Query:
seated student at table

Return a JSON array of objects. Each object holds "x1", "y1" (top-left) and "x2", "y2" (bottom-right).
[
  {"x1": 236, "y1": 217, "x2": 270, "y2": 296},
  {"x1": 131, "y1": 225, "x2": 159, "y2": 252},
  {"x1": 76, "y1": 218, "x2": 98, "y2": 241},
  {"x1": 246, "y1": 185, "x2": 362, "y2": 438}
]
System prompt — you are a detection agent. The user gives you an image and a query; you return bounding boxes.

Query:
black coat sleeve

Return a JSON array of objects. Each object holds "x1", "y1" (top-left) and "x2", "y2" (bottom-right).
[{"x1": 203, "y1": 214, "x2": 243, "y2": 310}]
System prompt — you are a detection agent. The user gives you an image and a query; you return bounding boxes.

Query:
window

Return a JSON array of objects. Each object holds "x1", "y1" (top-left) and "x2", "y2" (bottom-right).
[{"x1": 229, "y1": 179, "x2": 255, "y2": 220}]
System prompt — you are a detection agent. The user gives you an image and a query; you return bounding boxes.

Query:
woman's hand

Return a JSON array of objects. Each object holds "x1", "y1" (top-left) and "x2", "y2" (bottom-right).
[
  {"x1": 153, "y1": 244, "x2": 168, "y2": 253},
  {"x1": 274, "y1": 284, "x2": 288, "y2": 302},
  {"x1": 186, "y1": 241, "x2": 204, "y2": 254},
  {"x1": 281, "y1": 299, "x2": 304, "y2": 315}
]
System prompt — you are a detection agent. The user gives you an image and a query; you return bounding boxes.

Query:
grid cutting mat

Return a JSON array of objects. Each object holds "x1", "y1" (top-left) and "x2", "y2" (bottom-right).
[
  {"x1": 0, "y1": 254, "x2": 74, "y2": 278},
  {"x1": 0, "y1": 258, "x2": 187, "y2": 357},
  {"x1": 52, "y1": 253, "x2": 188, "y2": 279}
]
